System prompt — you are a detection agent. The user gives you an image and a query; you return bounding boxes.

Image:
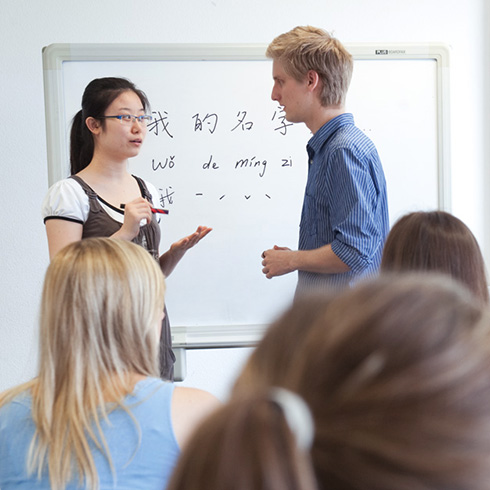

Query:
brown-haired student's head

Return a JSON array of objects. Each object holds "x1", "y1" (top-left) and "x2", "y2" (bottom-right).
[
  {"x1": 167, "y1": 391, "x2": 318, "y2": 490},
  {"x1": 381, "y1": 210, "x2": 489, "y2": 303},
  {"x1": 235, "y1": 273, "x2": 490, "y2": 490}
]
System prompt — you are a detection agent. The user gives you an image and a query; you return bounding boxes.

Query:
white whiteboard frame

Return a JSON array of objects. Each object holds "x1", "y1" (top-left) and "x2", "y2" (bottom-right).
[{"x1": 42, "y1": 43, "x2": 451, "y2": 348}]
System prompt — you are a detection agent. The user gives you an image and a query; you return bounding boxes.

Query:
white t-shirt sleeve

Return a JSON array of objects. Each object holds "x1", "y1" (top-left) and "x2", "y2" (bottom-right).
[
  {"x1": 145, "y1": 181, "x2": 160, "y2": 206},
  {"x1": 144, "y1": 180, "x2": 163, "y2": 224},
  {"x1": 41, "y1": 179, "x2": 90, "y2": 223}
]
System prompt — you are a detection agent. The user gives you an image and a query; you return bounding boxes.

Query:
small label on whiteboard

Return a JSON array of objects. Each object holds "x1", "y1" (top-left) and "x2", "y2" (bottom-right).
[{"x1": 375, "y1": 49, "x2": 407, "y2": 55}]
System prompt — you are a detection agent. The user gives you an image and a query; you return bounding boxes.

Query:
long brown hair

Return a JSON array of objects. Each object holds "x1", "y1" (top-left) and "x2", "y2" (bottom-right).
[
  {"x1": 233, "y1": 295, "x2": 335, "y2": 397},
  {"x1": 235, "y1": 274, "x2": 490, "y2": 490},
  {"x1": 381, "y1": 210, "x2": 489, "y2": 303},
  {"x1": 167, "y1": 392, "x2": 318, "y2": 490}
]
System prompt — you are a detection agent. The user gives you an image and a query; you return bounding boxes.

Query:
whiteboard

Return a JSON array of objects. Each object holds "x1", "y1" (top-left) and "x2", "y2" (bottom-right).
[{"x1": 42, "y1": 43, "x2": 450, "y2": 347}]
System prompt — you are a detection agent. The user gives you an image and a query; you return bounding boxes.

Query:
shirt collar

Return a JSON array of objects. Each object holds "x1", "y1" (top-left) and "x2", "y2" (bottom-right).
[{"x1": 307, "y1": 113, "x2": 354, "y2": 156}]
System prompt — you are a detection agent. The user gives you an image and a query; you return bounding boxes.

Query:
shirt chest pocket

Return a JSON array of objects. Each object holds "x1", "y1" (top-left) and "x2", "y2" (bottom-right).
[
  {"x1": 300, "y1": 178, "x2": 333, "y2": 241},
  {"x1": 300, "y1": 188, "x2": 319, "y2": 237}
]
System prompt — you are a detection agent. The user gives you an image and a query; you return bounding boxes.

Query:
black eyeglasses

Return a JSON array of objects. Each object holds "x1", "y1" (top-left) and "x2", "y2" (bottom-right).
[{"x1": 99, "y1": 115, "x2": 153, "y2": 124}]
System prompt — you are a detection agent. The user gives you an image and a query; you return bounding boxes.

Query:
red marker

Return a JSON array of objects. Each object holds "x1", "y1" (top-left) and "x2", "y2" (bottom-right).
[
  {"x1": 120, "y1": 203, "x2": 169, "y2": 215},
  {"x1": 150, "y1": 207, "x2": 169, "y2": 215}
]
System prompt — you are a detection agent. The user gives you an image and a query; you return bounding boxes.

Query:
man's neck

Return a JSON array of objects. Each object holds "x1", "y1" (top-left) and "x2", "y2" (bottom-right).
[{"x1": 306, "y1": 105, "x2": 345, "y2": 134}]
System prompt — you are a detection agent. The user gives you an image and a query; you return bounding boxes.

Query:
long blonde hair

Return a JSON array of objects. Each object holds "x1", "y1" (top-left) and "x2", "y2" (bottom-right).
[{"x1": 0, "y1": 238, "x2": 165, "y2": 489}]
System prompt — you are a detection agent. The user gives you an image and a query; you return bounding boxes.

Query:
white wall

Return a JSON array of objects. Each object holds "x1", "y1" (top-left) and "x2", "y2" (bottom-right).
[{"x1": 0, "y1": 0, "x2": 486, "y2": 400}]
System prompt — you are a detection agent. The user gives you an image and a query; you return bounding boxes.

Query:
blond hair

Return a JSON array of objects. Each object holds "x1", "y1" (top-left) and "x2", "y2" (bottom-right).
[
  {"x1": 266, "y1": 25, "x2": 353, "y2": 106},
  {"x1": 0, "y1": 238, "x2": 165, "y2": 489}
]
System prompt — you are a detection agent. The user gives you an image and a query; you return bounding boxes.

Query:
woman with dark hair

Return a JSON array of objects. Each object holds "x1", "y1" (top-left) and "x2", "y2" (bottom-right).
[
  {"x1": 381, "y1": 210, "x2": 488, "y2": 303},
  {"x1": 42, "y1": 77, "x2": 212, "y2": 379}
]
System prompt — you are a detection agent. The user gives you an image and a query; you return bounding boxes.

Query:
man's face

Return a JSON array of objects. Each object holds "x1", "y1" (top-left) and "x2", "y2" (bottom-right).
[{"x1": 271, "y1": 59, "x2": 310, "y2": 124}]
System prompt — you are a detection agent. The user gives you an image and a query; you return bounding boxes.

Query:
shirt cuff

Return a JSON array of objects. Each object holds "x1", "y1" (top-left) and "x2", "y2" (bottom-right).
[{"x1": 331, "y1": 239, "x2": 372, "y2": 274}]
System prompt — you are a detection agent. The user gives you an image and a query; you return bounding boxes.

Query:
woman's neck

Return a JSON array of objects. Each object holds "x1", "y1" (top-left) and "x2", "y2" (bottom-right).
[
  {"x1": 79, "y1": 155, "x2": 129, "y2": 181},
  {"x1": 103, "y1": 372, "x2": 148, "y2": 402}
]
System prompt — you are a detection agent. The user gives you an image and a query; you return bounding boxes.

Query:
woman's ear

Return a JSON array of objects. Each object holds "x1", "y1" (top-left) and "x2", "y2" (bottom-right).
[{"x1": 85, "y1": 117, "x2": 101, "y2": 135}]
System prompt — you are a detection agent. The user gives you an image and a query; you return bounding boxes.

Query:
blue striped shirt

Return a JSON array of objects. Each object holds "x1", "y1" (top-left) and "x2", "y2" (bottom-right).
[{"x1": 297, "y1": 113, "x2": 389, "y2": 293}]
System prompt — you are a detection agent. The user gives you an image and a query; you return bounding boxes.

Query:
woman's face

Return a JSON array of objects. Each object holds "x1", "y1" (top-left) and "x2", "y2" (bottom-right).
[{"x1": 90, "y1": 90, "x2": 148, "y2": 161}]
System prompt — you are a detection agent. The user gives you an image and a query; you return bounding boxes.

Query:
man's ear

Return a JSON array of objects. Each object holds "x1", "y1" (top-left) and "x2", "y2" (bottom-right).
[
  {"x1": 85, "y1": 117, "x2": 101, "y2": 135},
  {"x1": 306, "y1": 70, "x2": 320, "y2": 92}
]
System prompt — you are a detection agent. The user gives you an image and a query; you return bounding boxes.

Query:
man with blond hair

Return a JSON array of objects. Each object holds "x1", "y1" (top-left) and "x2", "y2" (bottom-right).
[{"x1": 261, "y1": 26, "x2": 389, "y2": 293}]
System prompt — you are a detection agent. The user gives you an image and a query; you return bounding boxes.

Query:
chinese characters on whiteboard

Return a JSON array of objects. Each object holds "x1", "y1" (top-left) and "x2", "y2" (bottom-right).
[{"x1": 147, "y1": 106, "x2": 297, "y2": 207}]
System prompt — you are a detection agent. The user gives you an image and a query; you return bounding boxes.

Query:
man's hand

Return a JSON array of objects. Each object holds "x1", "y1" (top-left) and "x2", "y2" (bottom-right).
[{"x1": 261, "y1": 245, "x2": 294, "y2": 279}]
